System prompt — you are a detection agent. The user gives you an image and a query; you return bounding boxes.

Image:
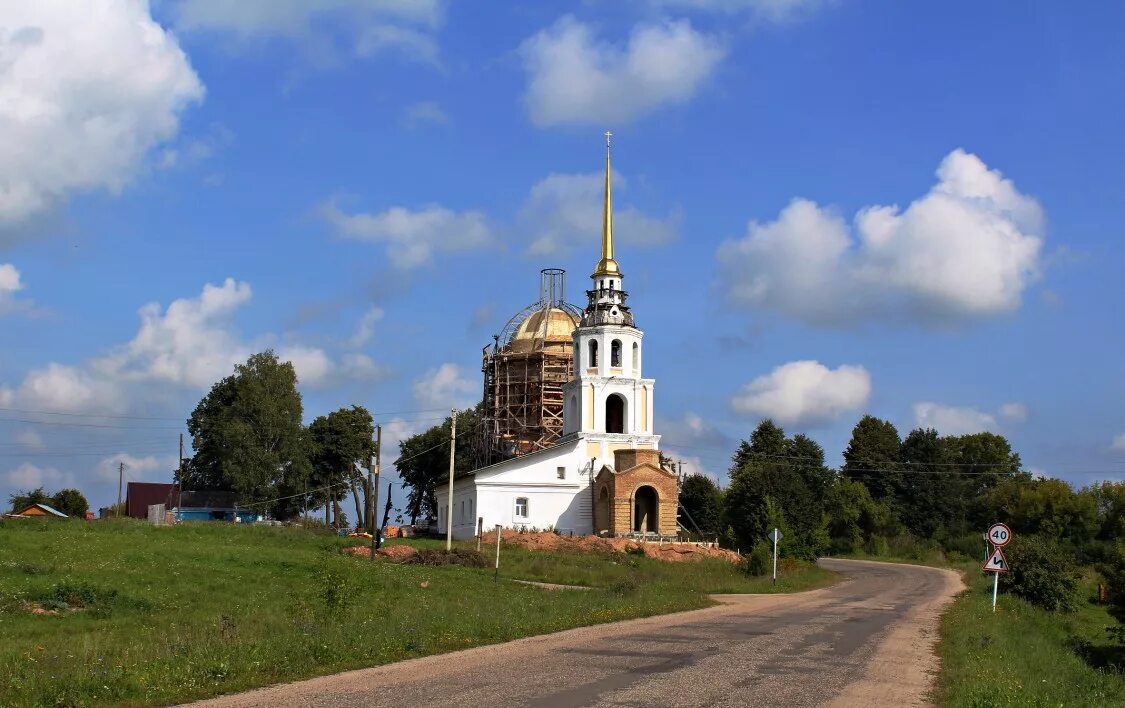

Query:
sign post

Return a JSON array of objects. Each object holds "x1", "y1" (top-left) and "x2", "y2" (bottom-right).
[
  {"x1": 768, "y1": 528, "x2": 783, "y2": 584},
  {"x1": 983, "y1": 523, "x2": 1012, "y2": 612}
]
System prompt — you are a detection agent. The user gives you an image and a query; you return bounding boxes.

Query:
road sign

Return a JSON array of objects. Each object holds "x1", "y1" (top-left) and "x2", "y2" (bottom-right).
[
  {"x1": 987, "y1": 523, "x2": 1012, "y2": 547},
  {"x1": 768, "y1": 528, "x2": 783, "y2": 543},
  {"x1": 983, "y1": 546, "x2": 1009, "y2": 573}
]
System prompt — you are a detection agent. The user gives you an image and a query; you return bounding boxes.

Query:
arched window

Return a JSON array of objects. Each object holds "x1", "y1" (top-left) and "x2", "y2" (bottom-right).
[
  {"x1": 632, "y1": 342, "x2": 639, "y2": 372},
  {"x1": 605, "y1": 394, "x2": 625, "y2": 434},
  {"x1": 569, "y1": 394, "x2": 577, "y2": 421},
  {"x1": 588, "y1": 339, "x2": 598, "y2": 367},
  {"x1": 611, "y1": 340, "x2": 622, "y2": 367}
]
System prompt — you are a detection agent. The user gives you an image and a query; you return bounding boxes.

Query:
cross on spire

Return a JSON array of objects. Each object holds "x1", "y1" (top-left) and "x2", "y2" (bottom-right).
[{"x1": 605, "y1": 130, "x2": 613, "y2": 147}]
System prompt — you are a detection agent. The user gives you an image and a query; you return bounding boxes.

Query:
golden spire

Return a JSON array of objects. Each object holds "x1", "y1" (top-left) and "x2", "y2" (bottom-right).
[{"x1": 594, "y1": 130, "x2": 621, "y2": 277}]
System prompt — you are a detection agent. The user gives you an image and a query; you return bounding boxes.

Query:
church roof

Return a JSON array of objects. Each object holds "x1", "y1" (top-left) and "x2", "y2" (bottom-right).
[{"x1": 506, "y1": 307, "x2": 578, "y2": 354}]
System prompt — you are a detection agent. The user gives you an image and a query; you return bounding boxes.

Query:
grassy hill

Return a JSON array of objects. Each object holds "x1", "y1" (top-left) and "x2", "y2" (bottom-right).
[{"x1": 0, "y1": 519, "x2": 832, "y2": 706}]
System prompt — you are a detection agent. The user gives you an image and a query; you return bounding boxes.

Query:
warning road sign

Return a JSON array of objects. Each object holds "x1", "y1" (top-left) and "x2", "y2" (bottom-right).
[{"x1": 983, "y1": 546, "x2": 1009, "y2": 573}]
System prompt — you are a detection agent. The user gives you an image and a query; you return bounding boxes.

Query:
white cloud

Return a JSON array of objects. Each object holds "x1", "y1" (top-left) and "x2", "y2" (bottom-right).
[
  {"x1": 319, "y1": 200, "x2": 492, "y2": 269},
  {"x1": 94, "y1": 453, "x2": 175, "y2": 484},
  {"x1": 172, "y1": 0, "x2": 443, "y2": 66},
  {"x1": 1026, "y1": 466, "x2": 1048, "y2": 480},
  {"x1": 716, "y1": 150, "x2": 1044, "y2": 326},
  {"x1": 15, "y1": 429, "x2": 44, "y2": 451},
  {"x1": 999, "y1": 402, "x2": 1028, "y2": 422},
  {"x1": 412, "y1": 363, "x2": 476, "y2": 410},
  {"x1": 520, "y1": 16, "x2": 726, "y2": 126},
  {"x1": 2, "y1": 278, "x2": 378, "y2": 413},
  {"x1": 730, "y1": 360, "x2": 871, "y2": 425},
  {"x1": 348, "y1": 306, "x2": 384, "y2": 348},
  {"x1": 401, "y1": 101, "x2": 450, "y2": 128},
  {"x1": 0, "y1": 263, "x2": 31, "y2": 314},
  {"x1": 1112, "y1": 434, "x2": 1125, "y2": 452},
  {"x1": 654, "y1": 0, "x2": 831, "y2": 22},
  {"x1": 0, "y1": 1, "x2": 203, "y2": 230},
  {"x1": 520, "y1": 171, "x2": 678, "y2": 256},
  {"x1": 913, "y1": 402, "x2": 997, "y2": 436},
  {"x1": 4, "y1": 462, "x2": 72, "y2": 491}
]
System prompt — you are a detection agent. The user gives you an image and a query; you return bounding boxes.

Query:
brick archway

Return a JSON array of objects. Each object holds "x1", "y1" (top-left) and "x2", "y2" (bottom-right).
[{"x1": 633, "y1": 485, "x2": 658, "y2": 533}]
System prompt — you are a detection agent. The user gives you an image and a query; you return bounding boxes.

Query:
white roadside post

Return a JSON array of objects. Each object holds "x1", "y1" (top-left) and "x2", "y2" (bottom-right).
[
  {"x1": 984, "y1": 522, "x2": 1013, "y2": 612},
  {"x1": 494, "y1": 524, "x2": 502, "y2": 581},
  {"x1": 769, "y1": 528, "x2": 783, "y2": 584}
]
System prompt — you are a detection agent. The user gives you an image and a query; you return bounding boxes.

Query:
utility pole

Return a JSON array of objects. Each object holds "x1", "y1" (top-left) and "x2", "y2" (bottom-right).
[
  {"x1": 370, "y1": 424, "x2": 381, "y2": 560},
  {"x1": 178, "y1": 433, "x2": 184, "y2": 511},
  {"x1": 117, "y1": 462, "x2": 125, "y2": 518},
  {"x1": 446, "y1": 409, "x2": 457, "y2": 551}
]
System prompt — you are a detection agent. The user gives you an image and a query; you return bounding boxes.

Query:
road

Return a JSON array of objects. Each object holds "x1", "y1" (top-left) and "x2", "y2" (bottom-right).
[{"x1": 190, "y1": 559, "x2": 963, "y2": 708}]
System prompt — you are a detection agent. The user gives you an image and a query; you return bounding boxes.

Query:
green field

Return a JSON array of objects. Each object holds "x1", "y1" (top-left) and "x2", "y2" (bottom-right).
[
  {"x1": 0, "y1": 519, "x2": 833, "y2": 707},
  {"x1": 937, "y1": 569, "x2": 1125, "y2": 707}
]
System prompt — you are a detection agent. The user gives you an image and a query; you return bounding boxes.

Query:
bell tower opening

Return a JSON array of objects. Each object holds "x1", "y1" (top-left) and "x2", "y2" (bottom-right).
[
  {"x1": 634, "y1": 485, "x2": 658, "y2": 533},
  {"x1": 605, "y1": 393, "x2": 625, "y2": 434}
]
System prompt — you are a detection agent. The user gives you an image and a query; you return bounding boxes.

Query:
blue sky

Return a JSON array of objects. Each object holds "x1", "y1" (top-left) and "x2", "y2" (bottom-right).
[{"x1": 1, "y1": 0, "x2": 1123, "y2": 512}]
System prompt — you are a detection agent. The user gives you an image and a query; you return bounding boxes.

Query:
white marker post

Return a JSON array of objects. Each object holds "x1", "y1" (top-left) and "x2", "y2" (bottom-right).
[
  {"x1": 494, "y1": 524, "x2": 502, "y2": 581},
  {"x1": 983, "y1": 523, "x2": 1012, "y2": 612},
  {"x1": 769, "y1": 528, "x2": 783, "y2": 584}
]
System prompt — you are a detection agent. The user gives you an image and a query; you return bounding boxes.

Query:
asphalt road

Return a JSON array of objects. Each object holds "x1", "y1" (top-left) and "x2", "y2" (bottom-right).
[{"x1": 190, "y1": 559, "x2": 963, "y2": 708}]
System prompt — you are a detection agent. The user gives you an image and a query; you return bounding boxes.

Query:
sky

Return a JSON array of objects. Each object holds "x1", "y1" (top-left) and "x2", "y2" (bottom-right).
[{"x1": 1, "y1": 0, "x2": 1123, "y2": 514}]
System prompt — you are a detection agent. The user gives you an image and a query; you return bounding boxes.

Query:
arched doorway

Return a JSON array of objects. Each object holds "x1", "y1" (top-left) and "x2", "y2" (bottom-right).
[
  {"x1": 634, "y1": 485, "x2": 658, "y2": 533},
  {"x1": 605, "y1": 393, "x2": 625, "y2": 434}
]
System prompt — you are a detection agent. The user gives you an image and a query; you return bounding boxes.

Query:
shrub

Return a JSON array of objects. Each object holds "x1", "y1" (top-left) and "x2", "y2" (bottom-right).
[
  {"x1": 743, "y1": 541, "x2": 772, "y2": 576},
  {"x1": 1004, "y1": 535, "x2": 1080, "y2": 612},
  {"x1": 1098, "y1": 541, "x2": 1125, "y2": 606},
  {"x1": 313, "y1": 561, "x2": 353, "y2": 615},
  {"x1": 607, "y1": 576, "x2": 638, "y2": 596}
]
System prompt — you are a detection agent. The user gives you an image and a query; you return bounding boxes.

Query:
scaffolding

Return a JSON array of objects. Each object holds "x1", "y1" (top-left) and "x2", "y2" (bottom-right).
[{"x1": 477, "y1": 269, "x2": 582, "y2": 467}]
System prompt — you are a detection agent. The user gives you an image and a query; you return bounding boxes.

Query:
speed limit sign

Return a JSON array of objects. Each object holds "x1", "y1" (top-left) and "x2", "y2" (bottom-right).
[{"x1": 987, "y1": 522, "x2": 1012, "y2": 547}]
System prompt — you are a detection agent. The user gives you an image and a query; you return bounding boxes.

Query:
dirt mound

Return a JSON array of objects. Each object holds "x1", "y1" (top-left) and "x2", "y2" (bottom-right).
[
  {"x1": 478, "y1": 530, "x2": 740, "y2": 563},
  {"x1": 342, "y1": 544, "x2": 418, "y2": 561}
]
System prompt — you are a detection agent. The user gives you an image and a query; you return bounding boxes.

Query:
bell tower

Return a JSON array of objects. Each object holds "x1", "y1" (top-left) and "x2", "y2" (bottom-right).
[{"x1": 562, "y1": 132, "x2": 659, "y2": 460}]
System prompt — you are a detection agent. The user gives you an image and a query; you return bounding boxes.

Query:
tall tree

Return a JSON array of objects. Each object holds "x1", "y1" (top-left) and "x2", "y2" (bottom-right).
[
  {"x1": 308, "y1": 406, "x2": 376, "y2": 530},
  {"x1": 899, "y1": 428, "x2": 964, "y2": 538},
  {"x1": 187, "y1": 350, "x2": 311, "y2": 518},
  {"x1": 51, "y1": 489, "x2": 89, "y2": 518},
  {"x1": 8, "y1": 487, "x2": 52, "y2": 512},
  {"x1": 679, "y1": 474, "x2": 722, "y2": 538},
  {"x1": 397, "y1": 407, "x2": 480, "y2": 523},
  {"x1": 842, "y1": 415, "x2": 903, "y2": 502}
]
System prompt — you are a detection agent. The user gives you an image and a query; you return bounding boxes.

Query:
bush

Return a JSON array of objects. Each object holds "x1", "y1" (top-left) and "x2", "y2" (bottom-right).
[
  {"x1": 1005, "y1": 535, "x2": 1080, "y2": 612},
  {"x1": 743, "y1": 541, "x2": 772, "y2": 576},
  {"x1": 1098, "y1": 541, "x2": 1125, "y2": 606}
]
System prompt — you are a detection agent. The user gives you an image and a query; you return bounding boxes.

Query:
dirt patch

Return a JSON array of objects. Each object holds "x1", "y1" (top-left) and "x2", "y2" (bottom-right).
[
  {"x1": 478, "y1": 530, "x2": 740, "y2": 564},
  {"x1": 342, "y1": 544, "x2": 418, "y2": 561}
]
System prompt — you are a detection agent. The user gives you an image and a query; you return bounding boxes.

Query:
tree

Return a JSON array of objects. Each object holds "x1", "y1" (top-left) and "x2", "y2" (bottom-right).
[
  {"x1": 187, "y1": 350, "x2": 311, "y2": 519},
  {"x1": 842, "y1": 415, "x2": 903, "y2": 502},
  {"x1": 51, "y1": 489, "x2": 89, "y2": 518},
  {"x1": 8, "y1": 487, "x2": 52, "y2": 512},
  {"x1": 308, "y1": 406, "x2": 376, "y2": 530},
  {"x1": 898, "y1": 428, "x2": 965, "y2": 539},
  {"x1": 679, "y1": 474, "x2": 722, "y2": 538},
  {"x1": 824, "y1": 477, "x2": 898, "y2": 553},
  {"x1": 397, "y1": 407, "x2": 480, "y2": 523},
  {"x1": 985, "y1": 477, "x2": 1098, "y2": 544},
  {"x1": 724, "y1": 420, "x2": 829, "y2": 559}
]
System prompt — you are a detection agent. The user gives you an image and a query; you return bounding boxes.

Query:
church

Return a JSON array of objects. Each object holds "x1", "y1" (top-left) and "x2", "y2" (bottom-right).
[{"x1": 436, "y1": 136, "x2": 679, "y2": 540}]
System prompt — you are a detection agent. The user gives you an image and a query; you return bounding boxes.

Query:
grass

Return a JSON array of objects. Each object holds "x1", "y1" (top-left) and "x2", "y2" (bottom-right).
[
  {"x1": 936, "y1": 569, "x2": 1125, "y2": 707},
  {"x1": 0, "y1": 519, "x2": 833, "y2": 707}
]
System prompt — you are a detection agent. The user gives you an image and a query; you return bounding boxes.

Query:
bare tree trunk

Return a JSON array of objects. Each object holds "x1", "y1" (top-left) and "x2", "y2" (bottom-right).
[{"x1": 349, "y1": 476, "x2": 363, "y2": 530}]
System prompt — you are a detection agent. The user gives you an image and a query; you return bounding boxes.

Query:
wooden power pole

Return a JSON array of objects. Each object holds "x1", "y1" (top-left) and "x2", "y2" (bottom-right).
[
  {"x1": 117, "y1": 462, "x2": 125, "y2": 518},
  {"x1": 369, "y1": 424, "x2": 381, "y2": 560}
]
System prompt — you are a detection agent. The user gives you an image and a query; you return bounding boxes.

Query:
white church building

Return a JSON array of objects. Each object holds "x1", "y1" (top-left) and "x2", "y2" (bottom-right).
[{"x1": 437, "y1": 135, "x2": 679, "y2": 540}]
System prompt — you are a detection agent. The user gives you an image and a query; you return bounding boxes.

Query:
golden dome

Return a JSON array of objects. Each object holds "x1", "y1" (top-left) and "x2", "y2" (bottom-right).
[{"x1": 506, "y1": 307, "x2": 579, "y2": 354}]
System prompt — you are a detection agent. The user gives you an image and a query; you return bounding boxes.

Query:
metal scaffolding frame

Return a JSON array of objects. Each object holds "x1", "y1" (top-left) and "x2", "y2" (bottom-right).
[{"x1": 476, "y1": 269, "x2": 581, "y2": 467}]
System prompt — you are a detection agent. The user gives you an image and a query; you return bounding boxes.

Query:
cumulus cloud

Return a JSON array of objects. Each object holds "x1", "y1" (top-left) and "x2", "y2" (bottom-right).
[
  {"x1": 653, "y1": 0, "x2": 832, "y2": 23},
  {"x1": 1, "y1": 278, "x2": 379, "y2": 413},
  {"x1": 347, "y1": 306, "x2": 384, "y2": 348},
  {"x1": 730, "y1": 360, "x2": 871, "y2": 426},
  {"x1": 94, "y1": 453, "x2": 176, "y2": 484},
  {"x1": 15, "y1": 429, "x2": 44, "y2": 451},
  {"x1": 319, "y1": 199, "x2": 492, "y2": 269},
  {"x1": 716, "y1": 150, "x2": 1044, "y2": 326},
  {"x1": 412, "y1": 363, "x2": 477, "y2": 410},
  {"x1": 0, "y1": 1, "x2": 203, "y2": 231},
  {"x1": 999, "y1": 402, "x2": 1029, "y2": 422},
  {"x1": 520, "y1": 171, "x2": 678, "y2": 257},
  {"x1": 4, "y1": 462, "x2": 72, "y2": 491},
  {"x1": 0, "y1": 263, "x2": 32, "y2": 314},
  {"x1": 913, "y1": 402, "x2": 997, "y2": 436},
  {"x1": 1112, "y1": 434, "x2": 1125, "y2": 452},
  {"x1": 658, "y1": 412, "x2": 731, "y2": 482},
  {"x1": 520, "y1": 16, "x2": 726, "y2": 126},
  {"x1": 172, "y1": 0, "x2": 443, "y2": 66}
]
